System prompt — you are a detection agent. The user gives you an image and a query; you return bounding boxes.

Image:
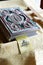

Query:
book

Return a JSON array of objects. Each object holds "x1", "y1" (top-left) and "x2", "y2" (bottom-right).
[{"x1": 0, "y1": 7, "x2": 40, "y2": 41}]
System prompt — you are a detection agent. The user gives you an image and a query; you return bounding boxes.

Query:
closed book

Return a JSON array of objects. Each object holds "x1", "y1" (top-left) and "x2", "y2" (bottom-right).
[{"x1": 0, "y1": 7, "x2": 40, "y2": 41}]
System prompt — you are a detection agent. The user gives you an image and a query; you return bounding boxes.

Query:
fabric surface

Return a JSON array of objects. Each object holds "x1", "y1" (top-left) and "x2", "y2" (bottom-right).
[{"x1": 0, "y1": 0, "x2": 43, "y2": 65}]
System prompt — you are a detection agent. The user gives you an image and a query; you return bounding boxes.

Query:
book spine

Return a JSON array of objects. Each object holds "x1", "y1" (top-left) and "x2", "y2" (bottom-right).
[{"x1": 0, "y1": 17, "x2": 11, "y2": 41}]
